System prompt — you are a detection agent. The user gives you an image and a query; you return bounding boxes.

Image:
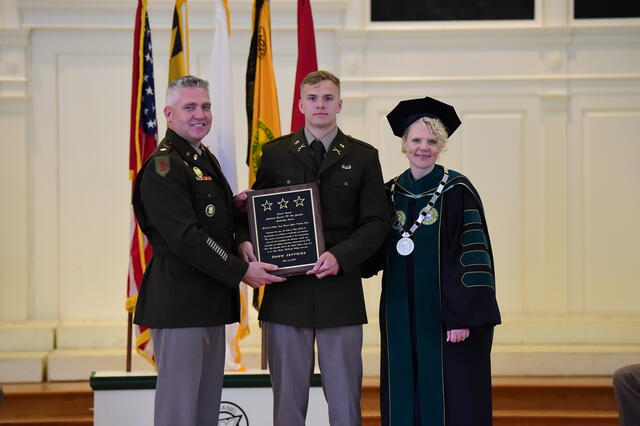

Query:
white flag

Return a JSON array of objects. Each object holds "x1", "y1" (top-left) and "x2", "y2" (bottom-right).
[
  {"x1": 204, "y1": 0, "x2": 238, "y2": 193},
  {"x1": 203, "y1": 0, "x2": 250, "y2": 371}
]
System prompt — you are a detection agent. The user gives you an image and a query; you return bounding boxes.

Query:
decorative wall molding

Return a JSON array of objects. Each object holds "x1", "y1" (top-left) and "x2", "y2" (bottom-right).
[{"x1": 0, "y1": 28, "x2": 28, "y2": 99}]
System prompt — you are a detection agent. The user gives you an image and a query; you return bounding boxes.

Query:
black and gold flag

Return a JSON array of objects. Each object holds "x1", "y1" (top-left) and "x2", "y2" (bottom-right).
[
  {"x1": 169, "y1": 0, "x2": 189, "y2": 83},
  {"x1": 245, "y1": 0, "x2": 281, "y2": 188}
]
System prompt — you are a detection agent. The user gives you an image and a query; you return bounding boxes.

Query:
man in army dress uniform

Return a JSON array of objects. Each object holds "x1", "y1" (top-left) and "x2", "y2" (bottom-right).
[
  {"x1": 238, "y1": 71, "x2": 390, "y2": 426},
  {"x1": 133, "y1": 75, "x2": 284, "y2": 426}
]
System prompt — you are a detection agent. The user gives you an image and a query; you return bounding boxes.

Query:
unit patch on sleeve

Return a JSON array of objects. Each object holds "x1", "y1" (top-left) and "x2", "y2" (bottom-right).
[{"x1": 154, "y1": 155, "x2": 171, "y2": 177}]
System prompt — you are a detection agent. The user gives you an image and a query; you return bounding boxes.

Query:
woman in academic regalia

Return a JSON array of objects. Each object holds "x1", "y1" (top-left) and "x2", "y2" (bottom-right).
[{"x1": 374, "y1": 97, "x2": 501, "y2": 426}]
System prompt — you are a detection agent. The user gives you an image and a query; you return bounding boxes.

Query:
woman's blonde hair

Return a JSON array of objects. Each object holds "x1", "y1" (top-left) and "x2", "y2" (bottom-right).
[{"x1": 400, "y1": 117, "x2": 449, "y2": 153}]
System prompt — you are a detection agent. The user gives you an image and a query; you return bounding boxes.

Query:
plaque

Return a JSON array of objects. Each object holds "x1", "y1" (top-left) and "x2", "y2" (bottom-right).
[{"x1": 247, "y1": 183, "x2": 325, "y2": 276}]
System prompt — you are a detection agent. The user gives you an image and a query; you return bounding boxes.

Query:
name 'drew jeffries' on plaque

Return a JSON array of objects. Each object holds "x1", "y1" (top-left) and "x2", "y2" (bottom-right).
[{"x1": 248, "y1": 183, "x2": 325, "y2": 276}]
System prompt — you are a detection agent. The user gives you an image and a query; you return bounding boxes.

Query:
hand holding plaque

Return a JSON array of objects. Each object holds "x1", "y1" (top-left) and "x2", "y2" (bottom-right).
[{"x1": 247, "y1": 183, "x2": 325, "y2": 276}]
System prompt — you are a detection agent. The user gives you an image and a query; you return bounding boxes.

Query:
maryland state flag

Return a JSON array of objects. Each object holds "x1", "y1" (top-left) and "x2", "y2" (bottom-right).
[
  {"x1": 245, "y1": 0, "x2": 281, "y2": 187},
  {"x1": 169, "y1": 0, "x2": 189, "y2": 83},
  {"x1": 126, "y1": 0, "x2": 158, "y2": 367}
]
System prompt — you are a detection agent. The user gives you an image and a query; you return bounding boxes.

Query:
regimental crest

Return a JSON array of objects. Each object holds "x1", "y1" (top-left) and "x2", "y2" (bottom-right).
[
  {"x1": 422, "y1": 208, "x2": 438, "y2": 225},
  {"x1": 218, "y1": 401, "x2": 248, "y2": 426},
  {"x1": 395, "y1": 210, "x2": 406, "y2": 227}
]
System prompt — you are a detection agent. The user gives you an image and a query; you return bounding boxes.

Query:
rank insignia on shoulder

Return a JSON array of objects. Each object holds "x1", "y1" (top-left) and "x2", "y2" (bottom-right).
[{"x1": 154, "y1": 155, "x2": 171, "y2": 177}]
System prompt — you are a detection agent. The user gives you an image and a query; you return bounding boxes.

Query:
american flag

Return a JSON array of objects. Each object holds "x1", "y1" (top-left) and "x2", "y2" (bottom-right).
[{"x1": 126, "y1": 0, "x2": 157, "y2": 367}]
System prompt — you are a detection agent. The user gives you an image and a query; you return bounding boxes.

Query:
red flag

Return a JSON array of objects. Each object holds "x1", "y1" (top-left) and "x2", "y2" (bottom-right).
[
  {"x1": 290, "y1": 0, "x2": 318, "y2": 132},
  {"x1": 126, "y1": 0, "x2": 158, "y2": 367}
]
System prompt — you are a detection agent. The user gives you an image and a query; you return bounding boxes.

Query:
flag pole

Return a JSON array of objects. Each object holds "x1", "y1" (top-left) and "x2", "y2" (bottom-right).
[
  {"x1": 126, "y1": 312, "x2": 133, "y2": 372},
  {"x1": 261, "y1": 322, "x2": 268, "y2": 370}
]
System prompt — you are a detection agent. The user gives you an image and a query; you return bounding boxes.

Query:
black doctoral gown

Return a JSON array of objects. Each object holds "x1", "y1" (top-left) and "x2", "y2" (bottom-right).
[{"x1": 379, "y1": 165, "x2": 501, "y2": 426}]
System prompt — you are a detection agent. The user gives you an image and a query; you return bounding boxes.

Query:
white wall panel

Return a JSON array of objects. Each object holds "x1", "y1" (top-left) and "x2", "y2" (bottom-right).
[
  {"x1": 582, "y1": 109, "x2": 640, "y2": 314},
  {"x1": 0, "y1": 100, "x2": 28, "y2": 320},
  {"x1": 453, "y1": 112, "x2": 525, "y2": 315},
  {"x1": 29, "y1": 30, "x2": 63, "y2": 321},
  {"x1": 57, "y1": 53, "x2": 131, "y2": 320},
  {"x1": 569, "y1": 28, "x2": 640, "y2": 75}
]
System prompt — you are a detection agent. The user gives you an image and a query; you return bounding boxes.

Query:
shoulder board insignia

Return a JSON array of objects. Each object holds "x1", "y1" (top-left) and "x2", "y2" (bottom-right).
[
  {"x1": 154, "y1": 155, "x2": 171, "y2": 177},
  {"x1": 157, "y1": 142, "x2": 172, "y2": 153}
]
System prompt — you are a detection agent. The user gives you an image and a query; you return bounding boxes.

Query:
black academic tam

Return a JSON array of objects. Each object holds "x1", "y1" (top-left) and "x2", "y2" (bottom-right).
[{"x1": 387, "y1": 96, "x2": 461, "y2": 137}]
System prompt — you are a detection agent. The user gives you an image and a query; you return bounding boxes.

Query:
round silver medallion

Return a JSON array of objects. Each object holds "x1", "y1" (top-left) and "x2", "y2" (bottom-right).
[
  {"x1": 396, "y1": 237, "x2": 414, "y2": 256},
  {"x1": 205, "y1": 204, "x2": 216, "y2": 217}
]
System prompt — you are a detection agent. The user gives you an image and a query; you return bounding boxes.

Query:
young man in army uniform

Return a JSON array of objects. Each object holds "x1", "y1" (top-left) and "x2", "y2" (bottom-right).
[
  {"x1": 239, "y1": 70, "x2": 390, "y2": 426},
  {"x1": 133, "y1": 75, "x2": 284, "y2": 426}
]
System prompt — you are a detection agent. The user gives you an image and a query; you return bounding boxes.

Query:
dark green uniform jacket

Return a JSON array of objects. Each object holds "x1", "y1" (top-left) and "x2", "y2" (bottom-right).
[
  {"x1": 133, "y1": 129, "x2": 248, "y2": 328},
  {"x1": 243, "y1": 128, "x2": 391, "y2": 328}
]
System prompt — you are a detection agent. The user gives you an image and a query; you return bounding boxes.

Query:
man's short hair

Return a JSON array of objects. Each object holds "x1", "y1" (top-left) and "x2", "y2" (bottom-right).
[
  {"x1": 166, "y1": 75, "x2": 209, "y2": 106},
  {"x1": 300, "y1": 70, "x2": 340, "y2": 92}
]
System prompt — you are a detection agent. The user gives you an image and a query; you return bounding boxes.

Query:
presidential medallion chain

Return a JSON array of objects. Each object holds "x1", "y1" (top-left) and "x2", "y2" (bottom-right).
[{"x1": 391, "y1": 168, "x2": 449, "y2": 256}]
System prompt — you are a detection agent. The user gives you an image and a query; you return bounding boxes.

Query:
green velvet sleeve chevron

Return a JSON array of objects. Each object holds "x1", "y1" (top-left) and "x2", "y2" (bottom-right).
[
  {"x1": 460, "y1": 210, "x2": 495, "y2": 288},
  {"x1": 440, "y1": 184, "x2": 501, "y2": 330}
]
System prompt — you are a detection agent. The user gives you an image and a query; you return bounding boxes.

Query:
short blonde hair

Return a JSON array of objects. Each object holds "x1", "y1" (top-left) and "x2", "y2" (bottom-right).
[
  {"x1": 400, "y1": 117, "x2": 448, "y2": 153},
  {"x1": 300, "y1": 70, "x2": 340, "y2": 92}
]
